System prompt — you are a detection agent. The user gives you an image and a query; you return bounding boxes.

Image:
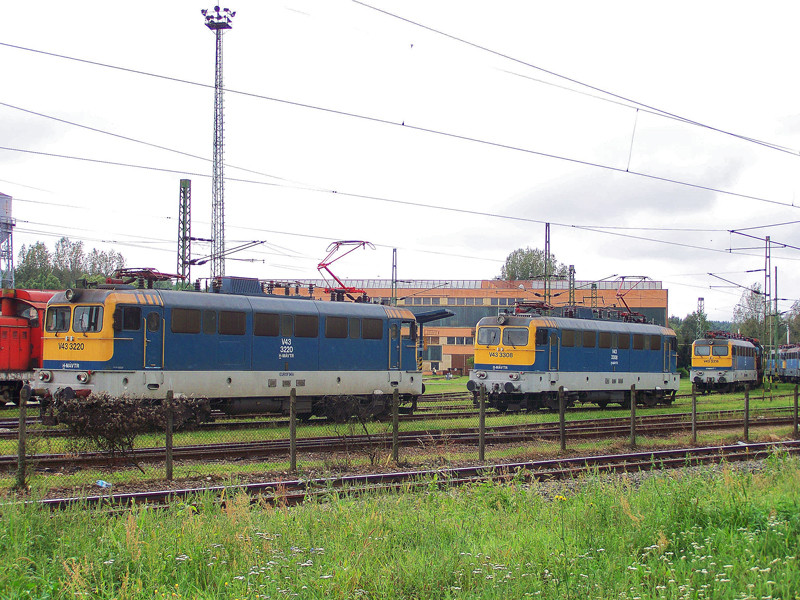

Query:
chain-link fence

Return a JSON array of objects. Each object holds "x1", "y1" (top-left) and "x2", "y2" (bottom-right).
[{"x1": 6, "y1": 381, "x2": 800, "y2": 493}]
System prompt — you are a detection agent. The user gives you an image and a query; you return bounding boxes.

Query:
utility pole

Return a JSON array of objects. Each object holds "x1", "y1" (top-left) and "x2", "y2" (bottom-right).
[
  {"x1": 696, "y1": 297, "x2": 705, "y2": 339},
  {"x1": 0, "y1": 193, "x2": 14, "y2": 288},
  {"x1": 391, "y1": 248, "x2": 398, "y2": 306},
  {"x1": 177, "y1": 179, "x2": 192, "y2": 285},
  {"x1": 765, "y1": 236, "x2": 772, "y2": 377},
  {"x1": 202, "y1": 6, "x2": 235, "y2": 280},
  {"x1": 544, "y1": 222, "x2": 551, "y2": 306},
  {"x1": 568, "y1": 264, "x2": 575, "y2": 305}
]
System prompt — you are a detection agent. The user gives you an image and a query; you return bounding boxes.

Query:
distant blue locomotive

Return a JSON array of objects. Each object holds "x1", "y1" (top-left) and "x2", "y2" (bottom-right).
[
  {"x1": 777, "y1": 344, "x2": 800, "y2": 383},
  {"x1": 467, "y1": 305, "x2": 679, "y2": 410},
  {"x1": 32, "y1": 278, "x2": 424, "y2": 420}
]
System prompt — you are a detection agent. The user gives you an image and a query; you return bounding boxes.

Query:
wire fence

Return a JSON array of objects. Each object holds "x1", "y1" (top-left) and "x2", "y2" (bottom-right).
[{"x1": 7, "y1": 382, "x2": 800, "y2": 493}]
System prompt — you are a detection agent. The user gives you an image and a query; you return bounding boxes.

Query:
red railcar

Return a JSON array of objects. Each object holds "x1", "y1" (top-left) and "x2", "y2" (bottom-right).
[{"x1": 0, "y1": 289, "x2": 56, "y2": 405}]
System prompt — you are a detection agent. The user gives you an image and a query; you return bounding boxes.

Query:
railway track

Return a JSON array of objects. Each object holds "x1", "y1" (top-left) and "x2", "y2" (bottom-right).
[
  {"x1": 33, "y1": 439, "x2": 800, "y2": 510},
  {"x1": 2, "y1": 408, "x2": 796, "y2": 472}
]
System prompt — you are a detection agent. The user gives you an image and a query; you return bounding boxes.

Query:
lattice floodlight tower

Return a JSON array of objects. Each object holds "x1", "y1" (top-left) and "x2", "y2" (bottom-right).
[
  {"x1": 201, "y1": 5, "x2": 235, "y2": 279},
  {"x1": 0, "y1": 193, "x2": 14, "y2": 288}
]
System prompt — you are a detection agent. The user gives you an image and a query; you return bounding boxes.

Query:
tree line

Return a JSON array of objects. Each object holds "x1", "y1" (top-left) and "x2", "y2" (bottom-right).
[{"x1": 15, "y1": 237, "x2": 125, "y2": 289}]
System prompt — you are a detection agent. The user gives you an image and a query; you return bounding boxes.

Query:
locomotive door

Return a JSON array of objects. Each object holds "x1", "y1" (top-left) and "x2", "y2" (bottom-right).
[
  {"x1": 389, "y1": 322, "x2": 401, "y2": 370},
  {"x1": 143, "y1": 307, "x2": 163, "y2": 369},
  {"x1": 548, "y1": 333, "x2": 559, "y2": 371}
]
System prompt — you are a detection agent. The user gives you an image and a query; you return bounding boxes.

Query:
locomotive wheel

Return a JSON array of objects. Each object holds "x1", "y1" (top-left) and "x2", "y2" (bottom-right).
[
  {"x1": 596, "y1": 401, "x2": 608, "y2": 409},
  {"x1": 544, "y1": 394, "x2": 559, "y2": 411}
]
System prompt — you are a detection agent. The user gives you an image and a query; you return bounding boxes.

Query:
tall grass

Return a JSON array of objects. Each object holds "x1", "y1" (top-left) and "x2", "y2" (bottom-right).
[{"x1": 2, "y1": 452, "x2": 799, "y2": 599}]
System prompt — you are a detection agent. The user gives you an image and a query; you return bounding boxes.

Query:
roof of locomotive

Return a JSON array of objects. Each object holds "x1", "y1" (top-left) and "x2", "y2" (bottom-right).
[
  {"x1": 47, "y1": 287, "x2": 415, "y2": 320},
  {"x1": 476, "y1": 314, "x2": 675, "y2": 336}
]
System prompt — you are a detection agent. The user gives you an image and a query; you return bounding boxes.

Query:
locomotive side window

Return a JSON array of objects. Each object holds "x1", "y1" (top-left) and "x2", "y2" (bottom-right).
[
  {"x1": 401, "y1": 323, "x2": 416, "y2": 341},
  {"x1": 477, "y1": 327, "x2": 500, "y2": 345},
  {"x1": 45, "y1": 306, "x2": 71, "y2": 332},
  {"x1": 73, "y1": 306, "x2": 103, "y2": 332},
  {"x1": 219, "y1": 311, "x2": 246, "y2": 335},
  {"x1": 325, "y1": 316, "x2": 348, "y2": 338},
  {"x1": 561, "y1": 329, "x2": 575, "y2": 347},
  {"x1": 712, "y1": 345, "x2": 729, "y2": 356},
  {"x1": 295, "y1": 315, "x2": 319, "y2": 338},
  {"x1": 649, "y1": 335, "x2": 661, "y2": 351},
  {"x1": 618, "y1": 333, "x2": 630, "y2": 349},
  {"x1": 633, "y1": 334, "x2": 644, "y2": 350},
  {"x1": 203, "y1": 310, "x2": 217, "y2": 335},
  {"x1": 362, "y1": 318, "x2": 383, "y2": 340},
  {"x1": 582, "y1": 330, "x2": 596, "y2": 348},
  {"x1": 502, "y1": 327, "x2": 528, "y2": 347},
  {"x1": 171, "y1": 308, "x2": 201, "y2": 334},
  {"x1": 535, "y1": 328, "x2": 548, "y2": 346},
  {"x1": 122, "y1": 307, "x2": 141, "y2": 330},
  {"x1": 146, "y1": 312, "x2": 161, "y2": 332},
  {"x1": 349, "y1": 317, "x2": 361, "y2": 339},
  {"x1": 598, "y1": 331, "x2": 612, "y2": 349},
  {"x1": 695, "y1": 345, "x2": 711, "y2": 356},
  {"x1": 281, "y1": 315, "x2": 293, "y2": 337},
  {"x1": 254, "y1": 313, "x2": 279, "y2": 336}
]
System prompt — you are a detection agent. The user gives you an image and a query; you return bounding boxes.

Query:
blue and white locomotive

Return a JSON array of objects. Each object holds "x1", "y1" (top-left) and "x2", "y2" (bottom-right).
[
  {"x1": 777, "y1": 344, "x2": 800, "y2": 383},
  {"x1": 466, "y1": 305, "x2": 679, "y2": 410},
  {"x1": 690, "y1": 331, "x2": 762, "y2": 394},
  {"x1": 31, "y1": 277, "x2": 423, "y2": 420}
]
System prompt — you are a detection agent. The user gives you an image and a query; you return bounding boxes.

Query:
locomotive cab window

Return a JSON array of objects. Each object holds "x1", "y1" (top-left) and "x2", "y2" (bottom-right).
[
  {"x1": 695, "y1": 345, "x2": 711, "y2": 356},
  {"x1": 535, "y1": 328, "x2": 548, "y2": 346},
  {"x1": 712, "y1": 345, "x2": 729, "y2": 356},
  {"x1": 74, "y1": 306, "x2": 104, "y2": 333},
  {"x1": 502, "y1": 327, "x2": 528, "y2": 347},
  {"x1": 477, "y1": 327, "x2": 500, "y2": 346},
  {"x1": 122, "y1": 306, "x2": 141, "y2": 331},
  {"x1": 45, "y1": 306, "x2": 71, "y2": 332}
]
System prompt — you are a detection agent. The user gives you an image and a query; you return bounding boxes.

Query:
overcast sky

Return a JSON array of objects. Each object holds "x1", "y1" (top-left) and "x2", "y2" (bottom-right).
[{"x1": 3, "y1": 1, "x2": 800, "y2": 322}]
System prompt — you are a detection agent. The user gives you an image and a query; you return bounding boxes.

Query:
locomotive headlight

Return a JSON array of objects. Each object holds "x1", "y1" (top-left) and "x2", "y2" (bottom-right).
[
  {"x1": 38, "y1": 370, "x2": 52, "y2": 382},
  {"x1": 508, "y1": 373, "x2": 520, "y2": 381},
  {"x1": 475, "y1": 371, "x2": 487, "y2": 379},
  {"x1": 76, "y1": 372, "x2": 91, "y2": 384}
]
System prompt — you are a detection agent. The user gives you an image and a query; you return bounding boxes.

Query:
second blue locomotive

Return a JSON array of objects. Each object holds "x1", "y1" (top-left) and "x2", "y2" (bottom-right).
[{"x1": 467, "y1": 305, "x2": 679, "y2": 410}]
